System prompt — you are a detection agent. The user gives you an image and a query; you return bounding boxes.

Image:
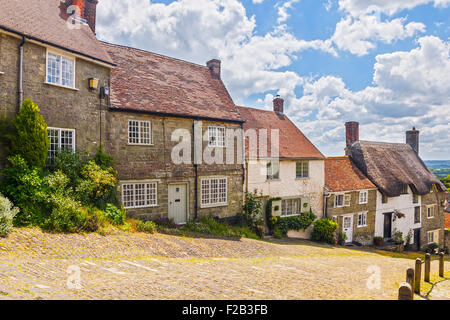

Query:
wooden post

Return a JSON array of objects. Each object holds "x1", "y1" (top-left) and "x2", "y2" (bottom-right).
[
  {"x1": 398, "y1": 282, "x2": 413, "y2": 300},
  {"x1": 439, "y1": 252, "x2": 444, "y2": 277},
  {"x1": 424, "y1": 253, "x2": 431, "y2": 283},
  {"x1": 414, "y1": 258, "x2": 421, "y2": 294},
  {"x1": 406, "y1": 268, "x2": 415, "y2": 299}
]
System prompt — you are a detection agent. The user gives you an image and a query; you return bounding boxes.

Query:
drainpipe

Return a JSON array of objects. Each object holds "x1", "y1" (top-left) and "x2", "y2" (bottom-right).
[
  {"x1": 193, "y1": 121, "x2": 198, "y2": 220},
  {"x1": 18, "y1": 36, "x2": 26, "y2": 108}
]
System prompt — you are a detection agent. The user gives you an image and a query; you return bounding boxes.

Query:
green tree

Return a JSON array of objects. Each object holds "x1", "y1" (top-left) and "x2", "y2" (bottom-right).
[
  {"x1": 440, "y1": 174, "x2": 450, "y2": 193},
  {"x1": 10, "y1": 98, "x2": 49, "y2": 168}
]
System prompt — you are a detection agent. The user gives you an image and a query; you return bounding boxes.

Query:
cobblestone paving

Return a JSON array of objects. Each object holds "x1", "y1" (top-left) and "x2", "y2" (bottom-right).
[{"x1": 0, "y1": 228, "x2": 448, "y2": 300}]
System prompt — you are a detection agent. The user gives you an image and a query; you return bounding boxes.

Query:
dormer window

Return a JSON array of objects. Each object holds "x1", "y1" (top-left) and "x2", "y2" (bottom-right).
[
  {"x1": 401, "y1": 185, "x2": 408, "y2": 195},
  {"x1": 46, "y1": 51, "x2": 75, "y2": 89}
]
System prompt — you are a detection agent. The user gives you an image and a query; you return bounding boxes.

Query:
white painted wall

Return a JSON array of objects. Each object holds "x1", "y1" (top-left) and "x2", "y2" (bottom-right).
[
  {"x1": 246, "y1": 159, "x2": 325, "y2": 238},
  {"x1": 374, "y1": 189, "x2": 421, "y2": 243}
]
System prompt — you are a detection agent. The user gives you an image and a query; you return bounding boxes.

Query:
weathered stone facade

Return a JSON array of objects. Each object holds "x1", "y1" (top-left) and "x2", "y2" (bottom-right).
[
  {"x1": 420, "y1": 189, "x2": 446, "y2": 250},
  {"x1": 0, "y1": 33, "x2": 111, "y2": 162},
  {"x1": 327, "y1": 189, "x2": 377, "y2": 245},
  {"x1": 106, "y1": 111, "x2": 244, "y2": 221}
]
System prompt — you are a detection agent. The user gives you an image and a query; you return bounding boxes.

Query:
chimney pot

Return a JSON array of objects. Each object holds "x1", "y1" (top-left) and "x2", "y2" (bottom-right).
[
  {"x1": 206, "y1": 59, "x2": 221, "y2": 79},
  {"x1": 406, "y1": 127, "x2": 420, "y2": 154},
  {"x1": 345, "y1": 121, "x2": 359, "y2": 150},
  {"x1": 273, "y1": 95, "x2": 284, "y2": 114}
]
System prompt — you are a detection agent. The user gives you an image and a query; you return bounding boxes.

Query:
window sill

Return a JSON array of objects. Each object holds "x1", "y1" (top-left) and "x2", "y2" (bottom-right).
[
  {"x1": 357, "y1": 225, "x2": 367, "y2": 228},
  {"x1": 45, "y1": 81, "x2": 79, "y2": 91},
  {"x1": 200, "y1": 203, "x2": 228, "y2": 209},
  {"x1": 359, "y1": 202, "x2": 368, "y2": 205},
  {"x1": 280, "y1": 214, "x2": 301, "y2": 218},
  {"x1": 124, "y1": 204, "x2": 158, "y2": 209},
  {"x1": 127, "y1": 143, "x2": 154, "y2": 146},
  {"x1": 295, "y1": 177, "x2": 309, "y2": 180},
  {"x1": 266, "y1": 178, "x2": 281, "y2": 181},
  {"x1": 0, "y1": 71, "x2": 4, "y2": 75}
]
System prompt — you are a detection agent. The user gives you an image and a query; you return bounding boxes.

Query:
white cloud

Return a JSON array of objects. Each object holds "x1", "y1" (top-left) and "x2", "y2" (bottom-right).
[
  {"x1": 338, "y1": 0, "x2": 450, "y2": 17},
  {"x1": 276, "y1": 0, "x2": 300, "y2": 24},
  {"x1": 97, "y1": 0, "x2": 334, "y2": 105},
  {"x1": 288, "y1": 36, "x2": 450, "y2": 158},
  {"x1": 331, "y1": 15, "x2": 425, "y2": 55},
  {"x1": 252, "y1": 0, "x2": 264, "y2": 3}
]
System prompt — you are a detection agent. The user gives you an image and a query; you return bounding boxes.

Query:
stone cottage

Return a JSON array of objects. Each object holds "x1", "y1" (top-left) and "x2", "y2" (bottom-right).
[
  {"x1": 237, "y1": 98, "x2": 325, "y2": 238},
  {"x1": 101, "y1": 42, "x2": 244, "y2": 223},
  {"x1": 0, "y1": 0, "x2": 114, "y2": 163},
  {"x1": 345, "y1": 122, "x2": 447, "y2": 251},
  {"x1": 324, "y1": 156, "x2": 377, "y2": 245}
]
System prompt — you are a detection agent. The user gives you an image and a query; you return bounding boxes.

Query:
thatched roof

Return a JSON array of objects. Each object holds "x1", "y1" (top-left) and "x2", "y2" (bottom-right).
[{"x1": 348, "y1": 141, "x2": 446, "y2": 197}]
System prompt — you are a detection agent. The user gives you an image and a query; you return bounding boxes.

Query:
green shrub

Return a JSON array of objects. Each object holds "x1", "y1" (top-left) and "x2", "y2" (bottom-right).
[
  {"x1": 0, "y1": 155, "x2": 49, "y2": 226},
  {"x1": 337, "y1": 232, "x2": 347, "y2": 246},
  {"x1": 273, "y1": 226, "x2": 283, "y2": 239},
  {"x1": 183, "y1": 216, "x2": 260, "y2": 239},
  {"x1": 45, "y1": 170, "x2": 70, "y2": 195},
  {"x1": 50, "y1": 149, "x2": 87, "y2": 184},
  {"x1": 239, "y1": 191, "x2": 263, "y2": 229},
  {"x1": 275, "y1": 211, "x2": 316, "y2": 237},
  {"x1": 75, "y1": 161, "x2": 118, "y2": 208},
  {"x1": 104, "y1": 203, "x2": 126, "y2": 225},
  {"x1": 312, "y1": 218, "x2": 338, "y2": 244},
  {"x1": 136, "y1": 220, "x2": 156, "y2": 233},
  {"x1": 94, "y1": 145, "x2": 114, "y2": 169},
  {"x1": 0, "y1": 194, "x2": 19, "y2": 237},
  {"x1": 10, "y1": 99, "x2": 49, "y2": 168},
  {"x1": 42, "y1": 194, "x2": 86, "y2": 233}
]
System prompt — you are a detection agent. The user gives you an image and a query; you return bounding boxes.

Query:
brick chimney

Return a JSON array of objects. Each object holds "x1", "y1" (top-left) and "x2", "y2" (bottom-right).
[
  {"x1": 206, "y1": 59, "x2": 221, "y2": 79},
  {"x1": 406, "y1": 127, "x2": 420, "y2": 154},
  {"x1": 345, "y1": 121, "x2": 359, "y2": 148},
  {"x1": 66, "y1": 0, "x2": 98, "y2": 34},
  {"x1": 273, "y1": 95, "x2": 284, "y2": 114}
]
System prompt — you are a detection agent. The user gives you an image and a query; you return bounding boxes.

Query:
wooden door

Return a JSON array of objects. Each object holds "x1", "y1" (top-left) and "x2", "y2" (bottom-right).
[{"x1": 168, "y1": 184, "x2": 187, "y2": 224}]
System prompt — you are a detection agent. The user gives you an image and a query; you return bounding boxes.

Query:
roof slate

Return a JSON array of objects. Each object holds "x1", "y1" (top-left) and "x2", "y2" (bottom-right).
[
  {"x1": 325, "y1": 156, "x2": 376, "y2": 192},
  {"x1": 101, "y1": 42, "x2": 243, "y2": 122},
  {"x1": 348, "y1": 140, "x2": 446, "y2": 197},
  {"x1": 237, "y1": 106, "x2": 324, "y2": 159},
  {"x1": 0, "y1": 0, "x2": 113, "y2": 65}
]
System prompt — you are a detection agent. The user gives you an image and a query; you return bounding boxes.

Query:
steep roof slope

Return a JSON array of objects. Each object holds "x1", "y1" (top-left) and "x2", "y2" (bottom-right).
[
  {"x1": 325, "y1": 156, "x2": 376, "y2": 192},
  {"x1": 0, "y1": 0, "x2": 113, "y2": 65},
  {"x1": 348, "y1": 141, "x2": 446, "y2": 197},
  {"x1": 237, "y1": 106, "x2": 324, "y2": 159},
  {"x1": 101, "y1": 42, "x2": 243, "y2": 122}
]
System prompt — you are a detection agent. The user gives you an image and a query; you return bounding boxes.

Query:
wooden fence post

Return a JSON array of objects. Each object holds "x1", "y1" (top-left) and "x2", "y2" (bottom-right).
[
  {"x1": 406, "y1": 268, "x2": 415, "y2": 299},
  {"x1": 414, "y1": 258, "x2": 421, "y2": 294},
  {"x1": 425, "y1": 253, "x2": 431, "y2": 283},
  {"x1": 439, "y1": 252, "x2": 444, "y2": 277},
  {"x1": 398, "y1": 282, "x2": 413, "y2": 300}
]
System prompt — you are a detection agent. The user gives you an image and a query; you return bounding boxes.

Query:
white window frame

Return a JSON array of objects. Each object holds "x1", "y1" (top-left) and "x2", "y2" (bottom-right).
[
  {"x1": 427, "y1": 229, "x2": 439, "y2": 244},
  {"x1": 200, "y1": 177, "x2": 228, "y2": 208},
  {"x1": 414, "y1": 206, "x2": 421, "y2": 224},
  {"x1": 359, "y1": 191, "x2": 368, "y2": 204},
  {"x1": 426, "y1": 205, "x2": 436, "y2": 219},
  {"x1": 296, "y1": 161, "x2": 309, "y2": 179},
  {"x1": 45, "y1": 50, "x2": 76, "y2": 89},
  {"x1": 266, "y1": 160, "x2": 280, "y2": 180},
  {"x1": 121, "y1": 180, "x2": 158, "y2": 209},
  {"x1": 334, "y1": 193, "x2": 351, "y2": 207},
  {"x1": 281, "y1": 198, "x2": 301, "y2": 217},
  {"x1": 207, "y1": 126, "x2": 226, "y2": 147},
  {"x1": 47, "y1": 127, "x2": 76, "y2": 159},
  {"x1": 128, "y1": 119, "x2": 152, "y2": 145},
  {"x1": 357, "y1": 212, "x2": 367, "y2": 227}
]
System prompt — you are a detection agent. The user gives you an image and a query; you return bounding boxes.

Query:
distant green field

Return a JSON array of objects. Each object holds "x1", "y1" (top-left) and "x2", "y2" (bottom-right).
[{"x1": 429, "y1": 168, "x2": 450, "y2": 178}]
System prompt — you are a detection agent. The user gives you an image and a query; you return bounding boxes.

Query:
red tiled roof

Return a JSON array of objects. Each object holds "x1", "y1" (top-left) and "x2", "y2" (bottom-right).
[
  {"x1": 101, "y1": 42, "x2": 243, "y2": 122},
  {"x1": 325, "y1": 156, "x2": 376, "y2": 192},
  {"x1": 0, "y1": 0, "x2": 113, "y2": 65},
  {"x1": 237, "y1": 106, "x2": 324, "y2": 159}
]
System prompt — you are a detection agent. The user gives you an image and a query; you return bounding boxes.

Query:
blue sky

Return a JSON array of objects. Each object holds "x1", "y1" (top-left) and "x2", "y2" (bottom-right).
[{"x1": 96, "y1": 0, "x2": 450, "y2": 160}]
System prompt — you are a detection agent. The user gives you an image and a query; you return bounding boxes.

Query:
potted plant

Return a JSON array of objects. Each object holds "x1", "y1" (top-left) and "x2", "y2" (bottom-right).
[{"x1": 374, "y1": 236, "x2": 384, "y2": 246}]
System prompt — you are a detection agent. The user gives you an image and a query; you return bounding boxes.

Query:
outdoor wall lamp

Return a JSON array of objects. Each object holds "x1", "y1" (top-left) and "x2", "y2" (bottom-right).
[{"x1": 88, "y1": 78, "x2": 99, "y2": 91}]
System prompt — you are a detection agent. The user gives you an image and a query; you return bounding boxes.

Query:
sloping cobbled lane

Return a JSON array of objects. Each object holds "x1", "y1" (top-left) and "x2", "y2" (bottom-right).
[{"x1": 0, "y1": 228, "x2": 447, "y2": 300}]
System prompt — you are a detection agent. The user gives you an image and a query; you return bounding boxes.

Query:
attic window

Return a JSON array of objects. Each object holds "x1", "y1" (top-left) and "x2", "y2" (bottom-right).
[
  {"x1": 413, "y1": 194, "x2": 419, "y2": 204},
  {"x1": 381, "y1": 194, "x2": 388, "y2": 204},
  {"x1": 266, "y1": 160, "x2": 280, "y2": 180},
  {"x1": 401, "y1": 185, "x2": 408, "y2": 195}
]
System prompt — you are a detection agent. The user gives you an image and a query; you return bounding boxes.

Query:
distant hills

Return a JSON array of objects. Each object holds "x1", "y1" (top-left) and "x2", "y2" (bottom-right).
[{"x1": 425, "y1": 160, "x2": 450, "y2": 178}]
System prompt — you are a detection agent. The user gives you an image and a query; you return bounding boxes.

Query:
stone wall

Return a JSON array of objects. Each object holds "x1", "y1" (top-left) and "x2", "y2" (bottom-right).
[
  {"x1": 0, "y1": 33, "x2": 111, "y2": 162},
  {"x1": 420, "y1": 190, "x2": 446, "y2": 250},
  {"x1": 327, "y1": 189, "x2": 377, "y2": 245},
  {"x1": 106, "y1": 111, "x2": 244, "y2": 221}
]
